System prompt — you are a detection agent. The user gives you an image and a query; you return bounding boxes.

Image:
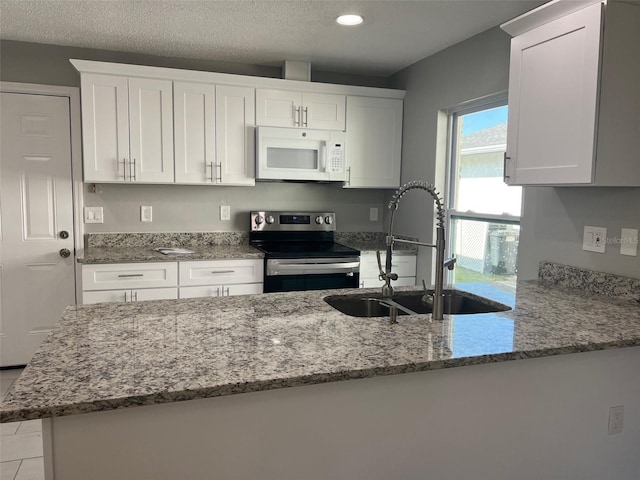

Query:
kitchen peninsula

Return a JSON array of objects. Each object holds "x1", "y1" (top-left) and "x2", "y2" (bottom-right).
[{"x1": 1, "y1": 264, "x2": 639, "y2": 480}]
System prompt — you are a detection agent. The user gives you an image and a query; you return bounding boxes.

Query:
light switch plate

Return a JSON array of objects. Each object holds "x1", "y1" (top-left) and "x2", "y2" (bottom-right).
[
  {"x1": 583, "y1": 226, "x2": 606, "y2": 253},
  {"x1": 84, "y1": 206, "x2": 103, "y2": 224},
  {"x1": 220, "y1": 205, "x2": 231, "y2": 221},
  {"x1": 620, "y1": 228, "x2": 638, "y2": 256},
  {"x1": 140, "y1": 206, "x2": 152, "y2": 222}
]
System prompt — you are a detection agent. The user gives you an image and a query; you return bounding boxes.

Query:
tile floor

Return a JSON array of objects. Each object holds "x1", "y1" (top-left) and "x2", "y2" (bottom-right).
[{"x1": 0, "y1": 369, "x2": 44, "y2": 480}]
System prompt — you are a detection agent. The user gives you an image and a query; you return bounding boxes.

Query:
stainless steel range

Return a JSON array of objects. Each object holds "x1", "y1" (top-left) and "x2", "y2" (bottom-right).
[{"x1": 249, "y1": 211, "x2": 360, "y2": 293}]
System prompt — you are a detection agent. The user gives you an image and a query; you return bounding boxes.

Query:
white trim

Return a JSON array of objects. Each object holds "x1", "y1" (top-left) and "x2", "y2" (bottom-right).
[
  {"x1": 0, "y1": 81, "x2": 84, "y2": 305},
  {"x1": 69, "y1": 59, "x2": 406, "y2": 99},
  {"x1": 501, "y1": 0, "x2": 603, "y2": 37}
]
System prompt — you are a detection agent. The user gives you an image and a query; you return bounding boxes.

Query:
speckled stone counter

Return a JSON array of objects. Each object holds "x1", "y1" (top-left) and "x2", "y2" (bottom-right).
[
  {"x1": 78, "y1": 244, "x2": 264, "y2": 264},
  {"x1": 336, "y1": 232, "x2": 418, "y2": 255},
  {"x1": 2, "y1": 278, "x2": 639, "y2": 423}
]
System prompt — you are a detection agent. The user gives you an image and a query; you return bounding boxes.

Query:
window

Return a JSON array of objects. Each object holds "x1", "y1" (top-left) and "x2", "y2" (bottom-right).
[{"x1": 447, "y1": 99, "x2": 522, "y2": 300}]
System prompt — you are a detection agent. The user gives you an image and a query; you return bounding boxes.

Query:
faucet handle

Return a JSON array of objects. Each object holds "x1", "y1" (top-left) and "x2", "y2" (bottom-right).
[
  {"x1": 376, "y1": 250, "x2": 385, "y2": 277},
  {"x1": 421, "y1": 279, "x2": 434, "y2": 306}
]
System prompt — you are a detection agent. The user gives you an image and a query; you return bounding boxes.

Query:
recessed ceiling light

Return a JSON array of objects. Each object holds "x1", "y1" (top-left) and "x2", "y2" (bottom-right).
[{"x1": 336, "y1": 14, "x2": 363, "y2": 26}]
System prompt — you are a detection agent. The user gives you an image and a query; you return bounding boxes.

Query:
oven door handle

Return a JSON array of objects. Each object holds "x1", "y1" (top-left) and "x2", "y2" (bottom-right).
[{"x1": 267, "y1": 260, "x2": 359, "y2": 276}]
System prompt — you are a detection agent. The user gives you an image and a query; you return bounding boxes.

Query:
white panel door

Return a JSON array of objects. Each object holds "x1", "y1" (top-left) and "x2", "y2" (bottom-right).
[
  {"x1": 216, "y1": 85, "x2": 255, "y2": 186},
  {"x1": 255, "y1": 89, "x2": 301, "y2": 128},
  {"x1": 128, "y1": 77, "x2": 175, "y2": 183},
  {"x1": 80, "y1": 73, "x2": 130, "y2": 182},
  {"x1": 0, "y1": 92, "x2": 76, "y2": 367},
  {"x1": 345, "y1": 96, "x2": 403, "y2": 188},
  {"x1": 505, "y1": 2, "x2": 603, "y2": 185},
  {"x1": 174, "y1": 82, "x2": 216, "y2": 184},
  {"x1": 303, "y1": 93, "x2": 346, "y2": 131}
]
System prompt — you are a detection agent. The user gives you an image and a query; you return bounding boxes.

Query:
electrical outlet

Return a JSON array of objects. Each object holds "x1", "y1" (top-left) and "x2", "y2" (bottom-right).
[
  {"x1": 84, "y1": 206, "x2": 103, "y2": 224},
  {"x1": 220, "y1": 205, "x2": 231, "y2": 221},
  {"x1": 608, "y1": 405, "x2": 624, "y2": 435},
  {"x1": 140, "y1": 206, "x2": 152, "y2": 222},
  {"x1": 369, "y1": 207, "x2": 379, "y2": 222},
  {"x1": 583, "y1": 226, "x2": 607, "y2": 253},
  {"x1": 620, "y1": 228, "x2": 638, "y2": 256}
]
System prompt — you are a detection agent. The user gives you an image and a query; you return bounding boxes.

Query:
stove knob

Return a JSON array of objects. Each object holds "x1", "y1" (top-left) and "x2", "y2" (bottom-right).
[
  {"x1": 255, "y1": 215, "x2": 264, "y2": 225},
  {"x1": 266, "y1": 215, "x2": 275, "y2": 224},
  {"x1": 324, "y1": 216, "x2": 334, "y2": 225},
  {"x1": 315, "y1": 215, "x2": 324, "y2": 225}
]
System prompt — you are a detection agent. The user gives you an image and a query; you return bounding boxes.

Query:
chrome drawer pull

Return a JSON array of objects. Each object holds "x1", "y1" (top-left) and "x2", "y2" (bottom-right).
[
  {"x1": 118, "y1": 274, "x2": 144, "y2": 278},
  {"x1": 210, "y1": 270, "x2": 235, "y2": 274}
]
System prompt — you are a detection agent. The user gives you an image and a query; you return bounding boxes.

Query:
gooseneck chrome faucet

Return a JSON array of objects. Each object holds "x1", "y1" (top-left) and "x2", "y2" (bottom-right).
[{"x1": 377, "y1": 181, "x2": 456, "y2": 321}]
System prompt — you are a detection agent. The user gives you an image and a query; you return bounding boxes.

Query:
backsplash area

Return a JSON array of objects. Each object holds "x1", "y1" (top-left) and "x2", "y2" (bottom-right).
[
  {"x1": 86, "y1": 232, "x2": 248, "y2": 248},
  {"x1": 538, "y1": 261, "x2": 640, "y2": 300}
]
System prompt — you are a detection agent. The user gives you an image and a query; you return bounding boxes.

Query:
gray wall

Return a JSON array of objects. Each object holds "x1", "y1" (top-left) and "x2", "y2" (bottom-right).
[
  {"x1": 389, "y1": 27, "x2": 512, "y2": 283},
  {"x1": 0, "y1": 40, "x2": 390, "y2": 89},
  {"x1": 84, "y1": 183, "x2": 384, "y2": 233},
  {"x1": 518, "y1": 187, "x2": 640, "y2": 279}
]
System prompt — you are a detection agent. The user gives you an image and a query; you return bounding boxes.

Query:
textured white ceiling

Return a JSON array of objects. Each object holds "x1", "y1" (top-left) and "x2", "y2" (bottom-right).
[{"x1": 0, "y1": 0, "x2": 545, "y2": 77}]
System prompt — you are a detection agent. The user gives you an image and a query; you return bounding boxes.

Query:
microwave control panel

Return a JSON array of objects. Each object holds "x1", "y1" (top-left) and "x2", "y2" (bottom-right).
[{"x1": 327, "y1": 143, "x2": 345, "y2": 173}]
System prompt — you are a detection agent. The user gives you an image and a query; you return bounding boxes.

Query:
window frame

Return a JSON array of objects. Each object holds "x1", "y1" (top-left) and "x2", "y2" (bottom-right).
[{"x1": 445, "y1": 95, "x2": 522, "y2": 268}]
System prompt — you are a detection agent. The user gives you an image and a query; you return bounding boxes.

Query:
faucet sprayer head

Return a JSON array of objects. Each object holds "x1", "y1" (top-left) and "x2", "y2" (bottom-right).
[{"x1": 388, "y1": 181, "x2": 446, "y2": 229}]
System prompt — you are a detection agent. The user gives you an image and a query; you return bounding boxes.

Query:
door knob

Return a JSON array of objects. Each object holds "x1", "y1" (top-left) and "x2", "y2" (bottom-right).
[
  {"x1": 59, "y1": 230, "x2": 69, "y2": 239},
  {"x1": 59, "y1": 248, "x2": 71, "y2": 258}
]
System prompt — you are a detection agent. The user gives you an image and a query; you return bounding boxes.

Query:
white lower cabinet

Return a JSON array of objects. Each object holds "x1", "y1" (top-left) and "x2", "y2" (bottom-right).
[
  {"x1": 178, "y1": 259, "x2": 263, "y2": 298},
  {"x1": 81, "y1": 259, "x2": 263, "y2": 304},
  {"x1": 358, "y1": 253, "x2": 416, "y2": 289}
]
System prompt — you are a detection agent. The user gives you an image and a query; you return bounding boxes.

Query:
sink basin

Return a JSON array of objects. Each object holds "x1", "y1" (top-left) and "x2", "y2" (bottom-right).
[
  {"x1": 324, "y1": 296, "x2": 410, "y2": 318},
  {"x1": 325, "y1": 290, "x2": 511, "y2": 317},
  {"x1": 391, "y1": 290, "x2": 511, "y2": 315}
]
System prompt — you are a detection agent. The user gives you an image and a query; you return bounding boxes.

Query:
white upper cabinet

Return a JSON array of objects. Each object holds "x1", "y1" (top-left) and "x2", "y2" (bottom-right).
[
  {"x1": 215, "y1": 85, "x2": 256, "y2": 186},
  {"x1": 174, "y1": 82, "x2": 216, "y2": 184},
  {"x1": 81, "y1": 74, "x2": 130, "y2": 182},
  {"x1": 502, "y1": 0, "x2": 640, "y2": 186},
  {"x1": 256, "y1": 89, "x2": 346, "y2": 131},
  {"x1": 344, "y1": 96, "x2": 403, "y2": 189},
  {"x1": 81, "y1": 74, "x2": 174, "y2": 183}
]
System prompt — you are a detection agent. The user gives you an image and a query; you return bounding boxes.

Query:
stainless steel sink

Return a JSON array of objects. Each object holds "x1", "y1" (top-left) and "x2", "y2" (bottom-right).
[
  {"x1": 324, "y1": 296, "x2": 410, "y2": 318},
  {"x1": 324, "y1": 290, "x2": 511, "y2": 317}
]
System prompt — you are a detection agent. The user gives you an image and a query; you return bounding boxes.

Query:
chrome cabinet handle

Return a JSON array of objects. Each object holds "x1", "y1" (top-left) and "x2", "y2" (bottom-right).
[
  {"x1": 346, "y1": 166, "x2": 351, "y2": 185},
  {"x1": 293, "y1": 106, "x2": 301, "y2": 126},
  {"x1": 119, "y1": 158, "x2": 128, "y2": 180},
  {"x1": 205, "y1": 161, "x2": 214, "y2": 182},
  {"x1": 215, "y1": 287, "x2": 221, "y2": 297},
  {"x1": 216, "y1": 162, "x2": 222, "y2": 183},
  {"x1": 302, "y1": 107, "x2": 308, "y2": 127},
  {"x1": 133, "y1": 291, "x2": 138, "y2": 302},
  {"x1": 118, "y1": 274, "x2": 144, "y2": 278},
  {"x1": 131, "y1": 158, "x2": 137, "y2": 181},
  {"x1": 210, "y1": 270, "x2": 235, "y2": 274},
  {"x1": 224, "y1": 287, "x2": 230, "y2": 296},
  {"x1": 124, "y1": 291, "x2": 128, "y2": 302}
]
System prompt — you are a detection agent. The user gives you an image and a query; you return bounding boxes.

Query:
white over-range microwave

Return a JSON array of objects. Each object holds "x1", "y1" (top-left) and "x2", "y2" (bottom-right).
[{"x1": 256, "y1": 127, "x2": 346, "y2": 182}]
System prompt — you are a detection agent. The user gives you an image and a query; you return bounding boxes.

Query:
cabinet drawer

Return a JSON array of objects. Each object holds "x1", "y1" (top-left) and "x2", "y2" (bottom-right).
[
  {"x1": 360, "y1": 254, "x2": 416, "y2": 279},
  {"x1": 360, "y1": 277, "x2": 416, "y2": 289},
  {"x1": 82, "y1": 287, "x2": 178, "y2": 304},
  {"x1": 82, "y1": 263, "x2": 178, "y2": 291},
  {"x1": 179, "y1": 260, "x2": 264, "y2": 286},
  {"x1": 179, "y1": 283, "x2": 263, "y2": 299}
]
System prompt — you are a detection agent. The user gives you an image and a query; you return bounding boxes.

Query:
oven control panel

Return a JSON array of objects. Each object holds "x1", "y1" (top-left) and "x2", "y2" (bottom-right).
[{"x1": 251, "y1": 211, "x2": 336, "y2": 231}]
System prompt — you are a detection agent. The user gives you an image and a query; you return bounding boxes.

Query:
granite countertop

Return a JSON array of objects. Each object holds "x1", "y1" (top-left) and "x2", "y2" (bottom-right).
[
  {"x1": 78, "y1": 244, "x2": 265, "y2": 264},
  {"x1": 2, "y1": 278, "x2": 639, "y2": 423}
]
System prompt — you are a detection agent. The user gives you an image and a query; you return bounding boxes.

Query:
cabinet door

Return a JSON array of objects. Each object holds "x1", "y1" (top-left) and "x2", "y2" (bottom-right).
[
  {"x1": 83, "y1": 289, "x2": 129, "y2": 304},
  {"x1": 128, "y1": 78, "x2": 175, "y2": 183},
  {"x1": 216, "y1": 85, "x2": 256, "y2": 185},
  {"x1": 226, "y1": 283, "x2": 263, "y2": 296},
  {"x1": 505, "y1": 3, "x2": 603, "y2": 185},
  {"x1": 179, "y1": 285, "x2": 223, "y2": 299},
  {"x1": 345, "y1": 96, "x2": 403, "y2": 188},
  {"x1": 255, "y1": 89, "x2": 301, "y2": 128},
  {"x1": 174, "y1": 82, "x2": 216, "y2": 184},
  {"x1": 80, "y1": 73, "x2": 130, "y2": 182},
  {"x1": 360, "y1": 253, "x2": 416, "y2": 279},
  {"x1": 303, "y1": 93, "x2": 346, "y2": 131}
]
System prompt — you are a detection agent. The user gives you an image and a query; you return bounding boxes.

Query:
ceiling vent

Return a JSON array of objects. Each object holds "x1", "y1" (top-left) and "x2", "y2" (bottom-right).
[{"x1": 283, "y1": 60, "x2": 311, "y2": 81}]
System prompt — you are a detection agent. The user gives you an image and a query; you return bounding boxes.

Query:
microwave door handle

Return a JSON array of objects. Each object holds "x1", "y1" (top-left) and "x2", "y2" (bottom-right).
[{"x1": 320, "y1": 141, "x2": 327, "y2": 172}]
